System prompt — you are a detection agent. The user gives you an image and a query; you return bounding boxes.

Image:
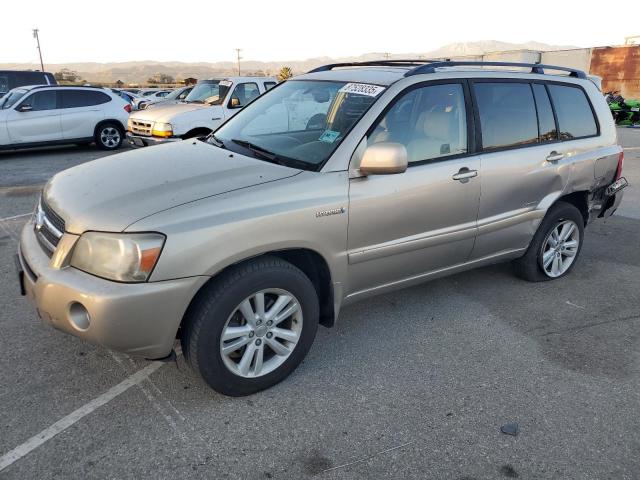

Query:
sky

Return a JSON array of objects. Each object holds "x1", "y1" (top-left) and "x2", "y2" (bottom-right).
[{"x1": 1, "y1": 0, "x2": 637, "y2": 65}]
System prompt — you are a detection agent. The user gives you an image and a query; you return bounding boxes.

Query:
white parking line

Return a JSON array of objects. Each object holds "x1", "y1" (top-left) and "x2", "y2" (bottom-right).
[
  {"x1": 0, "y1": 213, "x2": 31, "y2": 222},
  {"x1": 0, "y1": 361, "x2": 164, "y2": 473}
]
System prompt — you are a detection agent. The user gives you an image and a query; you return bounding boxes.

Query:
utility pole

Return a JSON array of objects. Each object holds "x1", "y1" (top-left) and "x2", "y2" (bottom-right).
[
  {"x1": 235, "y1": 48, "x2": 242, "y2": 76},
  {"x1": 33, "y1": 29, "x2": 44, "y2": 72}
]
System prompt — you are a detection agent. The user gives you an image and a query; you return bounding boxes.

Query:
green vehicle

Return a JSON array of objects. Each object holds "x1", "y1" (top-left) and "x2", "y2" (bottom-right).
[{"x1": 605, "y1": 91, "x2": 640, "y2": 125}]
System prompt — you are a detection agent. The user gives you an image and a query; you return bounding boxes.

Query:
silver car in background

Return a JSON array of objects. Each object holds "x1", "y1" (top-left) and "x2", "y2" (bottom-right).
[{"x1": 17, "y1": 60, "x2": 627, "y2": 396}]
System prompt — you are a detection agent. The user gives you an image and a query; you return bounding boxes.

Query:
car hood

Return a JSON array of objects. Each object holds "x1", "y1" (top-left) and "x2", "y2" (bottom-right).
[
  {"x1": 43, "y1": 140, "x2": 300, "y2": 234},
  {"x1": 129, "y1": 102, "x2": 212, "y2": 123}
]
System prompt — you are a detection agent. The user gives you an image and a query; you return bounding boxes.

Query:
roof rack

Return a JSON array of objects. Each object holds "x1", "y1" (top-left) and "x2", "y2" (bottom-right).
[
  {"x1": 308, "y1": 59, "x2": 438, "y2": 73},
  {"x1": 405, "y1": 61, "x2": 587, "y2": 79},
  {"x1": 30, "y1": 84, "x2": 108, "y2": 90}
]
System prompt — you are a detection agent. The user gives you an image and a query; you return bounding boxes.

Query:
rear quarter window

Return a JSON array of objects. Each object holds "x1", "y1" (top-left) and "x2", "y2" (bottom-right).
[
  {"x1": 547, "y1": 84, "x2": 598, "y2": 139},
  {"x1": 61, "y1": 90, "x2": 111, "y2": 108}
]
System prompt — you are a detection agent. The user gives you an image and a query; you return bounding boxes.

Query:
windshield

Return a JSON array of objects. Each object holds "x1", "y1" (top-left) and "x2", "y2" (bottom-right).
[
  {"x1": 212, "y1": 80, "x2": 383, "y2": 170},
  {"x1": 184, "y1": 81, "x2": 231, "y2": 104},
  {"x1": 164, "y1": 87, "x2": 188, "y2": 100},
  {"x1": 1, "y1": 88, "x2": 28, "y2": 109}
]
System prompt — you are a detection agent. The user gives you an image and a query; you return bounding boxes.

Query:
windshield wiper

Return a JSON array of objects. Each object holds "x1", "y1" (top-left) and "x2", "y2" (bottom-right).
[
  {"x1": 208, "y1": 134, "x2": 225, "y2": 148},
  {"x1": 230, "y1": 139, "x2": 313, "y2": 170},
  {"x1": 231, "y1": 139, "x2": 286, "y2": 164}
]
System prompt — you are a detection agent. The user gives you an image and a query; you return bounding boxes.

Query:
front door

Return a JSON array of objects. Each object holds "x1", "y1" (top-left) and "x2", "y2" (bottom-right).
[
  {"x1": 346, "y1": 82, "x2": 481, "y2": 296},
  {"x1": 6, "y1": 90, "x2": 61, "y2": 144}
]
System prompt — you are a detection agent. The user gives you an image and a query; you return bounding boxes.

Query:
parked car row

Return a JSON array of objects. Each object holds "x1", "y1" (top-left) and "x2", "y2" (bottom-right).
[{"x1": 0, "y1": 74, "x2": 277, "y2": 152}]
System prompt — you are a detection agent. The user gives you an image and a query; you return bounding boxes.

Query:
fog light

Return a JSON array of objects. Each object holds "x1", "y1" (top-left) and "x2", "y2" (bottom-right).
[{"x1": 69, "y1": 302, "x2": 90, "y2": 331}]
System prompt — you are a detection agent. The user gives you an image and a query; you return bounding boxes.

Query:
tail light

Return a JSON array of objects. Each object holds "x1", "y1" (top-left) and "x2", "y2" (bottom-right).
[
  {"x1": 615, "y1": 151, "x2": 624, "y2": 181},
  {"x1": 124, "y1": 104, "x2": 132, "y2": 113}
]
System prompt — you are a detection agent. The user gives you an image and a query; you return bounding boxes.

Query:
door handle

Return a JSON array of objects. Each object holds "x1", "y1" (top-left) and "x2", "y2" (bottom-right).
[
  {"x1": 452, "y1": 168, "x2": 478, "y2": 182},
  {"x1": 546, "y1": 151, "x2": 565, "y2": 162}
]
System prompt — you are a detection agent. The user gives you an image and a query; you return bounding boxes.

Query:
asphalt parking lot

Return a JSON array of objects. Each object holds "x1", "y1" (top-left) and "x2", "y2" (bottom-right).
[{"x1": 1, "y1": 130, "x2": 639, "y2": 480}]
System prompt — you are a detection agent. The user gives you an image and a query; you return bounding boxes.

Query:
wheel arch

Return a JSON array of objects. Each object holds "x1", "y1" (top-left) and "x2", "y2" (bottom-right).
[
  {"x1": 94, "y1": 119, "x2": 126, "y2": 136},
  {"x1": 178, "y1": 248, "x2": 336, "y2": 341},
  {"x1": 556, "y1": 190, "x2": 589, "y2": 226},
  {"x1": 182, "y1": 127, "x2": 212, "y2": 140}
]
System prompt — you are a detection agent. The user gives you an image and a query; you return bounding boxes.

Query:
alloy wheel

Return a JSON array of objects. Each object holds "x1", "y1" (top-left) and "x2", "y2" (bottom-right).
[
  {"x1": 100, "y1": 127, "x2": 120, "y2": 148},
  {"x1": 540, "y1": 219, "x2": 580, "y2": 277},
  {"x1": 220, "y1": 289, "x2": 303, "y2": 378}
]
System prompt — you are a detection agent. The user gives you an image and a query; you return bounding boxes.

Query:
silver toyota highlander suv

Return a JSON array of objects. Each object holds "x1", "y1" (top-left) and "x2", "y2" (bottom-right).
[{"x1": 17, "y1": 60, "x2": 628, "y2": 396}]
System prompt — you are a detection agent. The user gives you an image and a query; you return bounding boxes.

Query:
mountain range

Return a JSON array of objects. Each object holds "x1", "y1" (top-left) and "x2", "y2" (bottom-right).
[{"x1": 0, "y1": 41, "x2": 579, "y2": 84}]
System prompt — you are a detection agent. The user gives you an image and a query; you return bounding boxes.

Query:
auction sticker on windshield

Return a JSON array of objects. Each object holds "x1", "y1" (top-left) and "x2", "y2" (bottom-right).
[{"x1": 339, "y1": 83, "x2": 386, "y2": 97}]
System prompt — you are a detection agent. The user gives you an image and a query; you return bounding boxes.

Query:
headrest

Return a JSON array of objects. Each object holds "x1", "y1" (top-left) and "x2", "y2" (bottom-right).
[{"x1": 419, "y1": 111, "x2": 453, "y2": 141}]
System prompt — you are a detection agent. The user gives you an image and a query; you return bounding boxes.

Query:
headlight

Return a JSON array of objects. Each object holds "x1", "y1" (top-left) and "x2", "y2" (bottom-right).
[
  {"x1": 127, "y1": 118, "x2": 133, "y2": 131},
  {"x1": 152, "y1": 122, "x2": 173, "y2": 137},
  {"x1": 70, "y1": 232, "x2": 165, "y2": 282}
]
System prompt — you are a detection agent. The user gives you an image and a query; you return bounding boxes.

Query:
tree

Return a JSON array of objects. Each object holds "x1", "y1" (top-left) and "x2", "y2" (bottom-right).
[
  {"x1": 54, "y1": 68, "x2": 82, "y2": 83},
  {"x1": 277, "y1": 67, "x2": 293, "y2": 82},
  {"x1": 147, "y1": 73, "x2": 175, "y2": 85},
  {"x1": 115, "y1": 80, "x2": 124, "y2": 88}
]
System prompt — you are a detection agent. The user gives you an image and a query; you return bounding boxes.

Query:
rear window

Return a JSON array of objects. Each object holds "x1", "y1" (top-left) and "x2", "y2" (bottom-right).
[
  {"x1": 61, "y1": 90, "x2": 111, "y2": 108},
  {"x1": 547, "y1": 84, "x2": 598, "y2": 139},
  {"x1": 474, "y1": 82, "x2": 538, "y2": 150}
]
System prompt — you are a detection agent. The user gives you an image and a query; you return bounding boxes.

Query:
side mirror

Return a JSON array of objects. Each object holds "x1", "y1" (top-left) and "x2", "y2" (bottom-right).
[
  {"x1": 18, "y1": 104, "x2": 33, "y2": 112},
  {"x1": 359, "y1": 142, "x2": 408, "y2": 175},
  {"x1": 230, "y1": 97, "x2": 241, "y2": 108}
]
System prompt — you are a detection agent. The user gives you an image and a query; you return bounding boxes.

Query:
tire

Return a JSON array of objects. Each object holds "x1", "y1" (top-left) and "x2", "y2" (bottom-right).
[
  {"x1": 514, "y1": 201, "x2": 585, "y2": 282},
  {"x1": 181, "y1": 256, "x2": 319, "y2": 396},
  {"x1": 95, "y1": 122, "x2": 123, "y2": 150}
]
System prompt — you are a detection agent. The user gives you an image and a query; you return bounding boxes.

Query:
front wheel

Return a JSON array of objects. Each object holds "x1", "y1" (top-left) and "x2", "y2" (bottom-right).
[
  {"x1": 514, "y1": 201, "x2": 585, "y2": 282},
  {"x1": 181, "y1": 256, "x2": 319, "y2": 396}
]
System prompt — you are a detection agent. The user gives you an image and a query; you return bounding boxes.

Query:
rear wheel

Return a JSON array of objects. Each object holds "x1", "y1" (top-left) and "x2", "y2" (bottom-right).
[
  {"x1": 181, "y1": 256, "x2": 319, "y2": 396},
  {"x1": 514, "y1": 201, "x2": 584, "y2": 282},
  {"x1": 95, "y1": 122, "x2": 123, "y2": 150}
]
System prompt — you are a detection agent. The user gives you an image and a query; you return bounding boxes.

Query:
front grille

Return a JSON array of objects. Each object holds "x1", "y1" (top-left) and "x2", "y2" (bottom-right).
[
  {"x1": 35, "y1": 200, "x2": 65, "y2": 257},
  {"x1": 41, "y1": 199, "x2": 65, "y2": 233},
  {"x1": 129, "y1": 119, "x2": 153, "y2": 136}
]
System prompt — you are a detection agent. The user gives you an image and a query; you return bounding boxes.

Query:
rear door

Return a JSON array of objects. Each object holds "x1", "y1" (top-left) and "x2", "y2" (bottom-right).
[
  {"x1": 347, "y1": 81, "x2": 481, "y2": 295},
  {"x1": 59, "y1": 89, "x2": 111, "y2": 139},
  {"x1": 5, "y1": 90, "x2": 61, "y2": 144},
  {"x1": 469, "y1": 80, "x2": 598, "y2": 259}
]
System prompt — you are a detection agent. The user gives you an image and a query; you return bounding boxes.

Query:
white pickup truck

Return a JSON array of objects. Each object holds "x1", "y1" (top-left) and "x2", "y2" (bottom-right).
[{"x1": 126, "y1": 76, "x2": 277, "y2": 147}]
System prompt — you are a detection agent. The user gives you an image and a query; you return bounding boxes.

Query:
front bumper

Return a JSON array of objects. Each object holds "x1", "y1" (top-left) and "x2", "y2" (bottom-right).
[
  {"x1": 126, "y1": 132, "x2": 181, "y2": 148},
  {"x1": 18, "y1": 220, "x2": 207, "y2": 359}
]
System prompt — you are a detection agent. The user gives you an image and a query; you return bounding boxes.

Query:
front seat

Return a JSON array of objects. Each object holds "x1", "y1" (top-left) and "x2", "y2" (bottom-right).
[{"x1": 407, "y1": 111, "x2": 456, "y2": 162}]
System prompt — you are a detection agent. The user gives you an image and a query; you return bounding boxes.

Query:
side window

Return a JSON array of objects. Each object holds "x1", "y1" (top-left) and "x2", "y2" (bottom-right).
[
  {"x1": 547, "y1": 84, "x2": 598, "y2": 140},
  {"x1": 532, "y1": 83, "x2": 558, "y2": 142},
  {"x1": 264, "y1": 82, "x2": 276, "y2": 91},
  {"x1": 229, "y1": 83, "x2": 260, "y2": 108},
  {"x1": 474, "y1": 82, "x2": 538, "y2": 150},
  {"x1": 61, "y1": 90, "x2": 110, "y2": 108},
  {"x1": 20, "y1": 90, "x2": 57, "y2": 111},
  {"x1": 368, "y1": 83, "x2": 468, "y2": 163}
]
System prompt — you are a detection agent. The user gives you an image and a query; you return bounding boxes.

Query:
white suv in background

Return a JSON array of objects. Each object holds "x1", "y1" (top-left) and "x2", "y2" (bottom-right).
[
  {"x1": 127, "y1": 76, "x2": 277, "y2": 147},
  {"x1": 0, "y1": 85, "x2": 130, "y2": 151}
]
